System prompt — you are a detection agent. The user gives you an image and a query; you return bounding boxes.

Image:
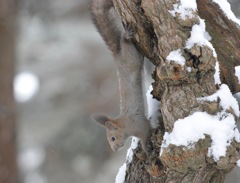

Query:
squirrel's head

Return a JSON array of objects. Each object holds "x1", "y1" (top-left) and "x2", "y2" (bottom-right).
[{"x1": 91, "y1": 114, "x2": 127, "y2": 151}]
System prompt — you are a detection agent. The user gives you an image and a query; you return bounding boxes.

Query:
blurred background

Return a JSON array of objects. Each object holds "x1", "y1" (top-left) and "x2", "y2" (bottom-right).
[
  {"x1": 15, "y1": 0, "x2": 127, "y2": 183},
  {"x1": 0, "y1": 0, "x2": 239, "y2": 183}
]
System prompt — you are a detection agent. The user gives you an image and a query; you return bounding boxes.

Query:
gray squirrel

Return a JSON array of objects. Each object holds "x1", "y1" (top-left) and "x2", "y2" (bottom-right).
[{"x1": 91, "y1": 0, "x2": 158, "y2": 152}]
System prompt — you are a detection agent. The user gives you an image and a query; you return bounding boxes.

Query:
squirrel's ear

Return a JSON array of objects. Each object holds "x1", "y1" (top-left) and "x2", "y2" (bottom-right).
[
  {"x1": 91, "y1": 114, "x2": 109, "y2": 127},
  {"x1": 105, "y1": 120, "x2": 117, "y2": 130},
  {"x1": 91, "y1": 114, "x2": 116, "y2": 130}
]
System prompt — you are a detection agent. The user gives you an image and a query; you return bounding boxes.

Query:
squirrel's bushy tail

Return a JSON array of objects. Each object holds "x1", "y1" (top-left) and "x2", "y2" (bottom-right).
[{"x1": 90, "y1": 0, "x2": 123, "y2": 55}]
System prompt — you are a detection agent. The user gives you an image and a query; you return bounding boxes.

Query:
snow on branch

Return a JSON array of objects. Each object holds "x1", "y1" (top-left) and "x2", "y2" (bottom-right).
[
  {"x1": 115, "y1": 137, "x2": 139, "y2": 183},
  {"x1": 160, "y1": 0, "x2": 240, "y2": 163},
  {"x1": 212, "y1": 0, "x2": 240, "y2": 26},
  {"x1": 198, "y1": 84, "x2": 239, "y2": 117},
  {"x1": 161, "y1": 111, "x2": 240, "y2": 161},
  {"x1": 169, "y1": 0, "x2": 197, "y2": 20}
]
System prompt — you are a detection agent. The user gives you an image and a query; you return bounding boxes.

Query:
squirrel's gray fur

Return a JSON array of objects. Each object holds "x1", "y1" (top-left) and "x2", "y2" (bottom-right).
[{"x1": 91, "y1": 0, "x2": 151, "y2": 152}]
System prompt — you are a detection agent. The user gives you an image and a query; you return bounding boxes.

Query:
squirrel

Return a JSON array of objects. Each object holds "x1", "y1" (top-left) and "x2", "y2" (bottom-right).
[{"x1": 90, "y1": 0, "x2": 152, "y2": 152}]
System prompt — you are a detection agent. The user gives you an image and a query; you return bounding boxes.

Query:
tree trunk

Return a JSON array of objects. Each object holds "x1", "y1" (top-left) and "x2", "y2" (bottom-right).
[
  {"x1": 113, "y1": 0, "x2": 240, "y2": 182},
  {"x1": 0, "y1": 0, "x2": 18, "y2": 182}
]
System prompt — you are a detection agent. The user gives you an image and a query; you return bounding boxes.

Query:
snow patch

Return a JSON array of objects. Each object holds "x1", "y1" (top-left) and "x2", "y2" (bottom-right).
[
  {"x1": 214, "y1": 61, "x2": 221, "y2": 85},
  {"x1": 237, "y1": 160, "x2": 240, "y2": 167},
  {"x1": 186, "y1": 19, "x2": 217, "y2": 58},
  {"x1": 235, "y1": 66, "x2": 240, "y2": 84},
  {"x1": 146, "y1": 85, "x2": 161, "y2": 128},
  {"x1": 115, "y1": 163, "x2": 126, "y2": 183},
  {"x1": 198, "y1": 84, "x2": 239, "y2": 117},
  {"x1": 187, "y1": 67, "x2": 192, "y2": 72},
  {"x1": 212, "y1": 0, "x2": 240, "y2": 26},
  {"x1": 169, "y1": 0, "x2": 197, "y2": 20},
  {"x1": 126, "y1": 137, "x2": 139, "y2": 162},
  {"x1": 166, "y1": 49, "x2": 186, "y2": 66},
  {"x1": 161, "y1": 112, "x2": 239, "y2": 161},
  {"x1": 115, "y1": 137, "x2": 139, "y2": 183}
]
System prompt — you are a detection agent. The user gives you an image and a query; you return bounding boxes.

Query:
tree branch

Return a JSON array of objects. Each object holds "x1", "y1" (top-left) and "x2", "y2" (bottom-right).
[{"x1": 113, "y1": 0, "x2": 240, "y2": 182}]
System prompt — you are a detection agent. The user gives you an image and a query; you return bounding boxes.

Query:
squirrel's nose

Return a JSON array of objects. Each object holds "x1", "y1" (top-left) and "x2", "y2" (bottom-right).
[{"x1": 111, "y1": 146, "x2": 117, "y2": 151}]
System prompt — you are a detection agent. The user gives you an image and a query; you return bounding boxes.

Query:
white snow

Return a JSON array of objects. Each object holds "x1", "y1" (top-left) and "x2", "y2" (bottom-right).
[
  {"x1": 115, "y1": 137, "x2": 139, "y2": 183},
  {"x1": 235, "y1": 66, "x2": 240, "y2": 83},
  {"x1": 161, "y1": 111, "x2": 239, "y2": 161},
  {"x1": 14, "y1": 72, "x2": 39, "y2": 102},
  {"x1": 143, "y1": 59, "x2": 160, "y2": 128},
  {"x1": 237, "y1": 160, "x2": 240, "y2": 167},
  {"x1": 186, "y1": 19, "x2": 217, "y2": 58},
  {"x1": 169, "y1": 0, "x2": 197, "y2": 20},
  {"x1": 214, "y1": 61, "x2": 221, "y2": 85},
  {"x1": 166, "y1": 49, "x2": 186, "y2": 66},
  {"x1": 212, "y1": 0, "x2": 240, "y2": 26},
  {"x1": 160, "y1": 84, "x2": 240, "y2": 161},
  {"x1": 126, "y1": 137, "x2": 139, "y2": 162},
  {"x1": 115, "y1": 163, "x2": 126, "y2": 183},
  {"x1": 146, "y1": 85, "x2": 161, "y2": 128},
  {"x1": 198, "y1": 84, "x2": 239, "y2": 117},
  {"x1": 170, "y1": 0, "x2": 240, "y2": 26},
  {"x1": 187, "y1": 67, "x2": 192, "y2": 72}
]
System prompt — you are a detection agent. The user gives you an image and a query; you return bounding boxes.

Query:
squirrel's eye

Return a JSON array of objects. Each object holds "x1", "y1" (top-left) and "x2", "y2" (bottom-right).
[{"x1": 111, "y1": 137, "x2": 115, "y2": 141}]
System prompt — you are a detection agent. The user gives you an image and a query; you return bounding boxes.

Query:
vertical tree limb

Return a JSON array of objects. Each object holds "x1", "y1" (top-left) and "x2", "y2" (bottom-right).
[{"x1": 0, "y1": 0, "x2": 18, "y2": 182}]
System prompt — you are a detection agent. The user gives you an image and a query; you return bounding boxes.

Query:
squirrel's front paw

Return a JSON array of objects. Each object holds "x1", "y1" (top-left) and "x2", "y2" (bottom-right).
[
  {"x1": 141, "y1": 138, "x2": 153, "y2": 154},
  {"x1": 124, "y1": 24, "x2": 136, "y2": 41}
]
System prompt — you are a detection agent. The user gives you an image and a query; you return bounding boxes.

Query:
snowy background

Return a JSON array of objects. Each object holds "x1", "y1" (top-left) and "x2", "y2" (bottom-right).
[{"x1": 15, "y1": 0, "x2": 240, "y2": 183}]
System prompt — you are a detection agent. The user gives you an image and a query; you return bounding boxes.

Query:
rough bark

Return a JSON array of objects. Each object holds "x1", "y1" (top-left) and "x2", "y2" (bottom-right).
[
  {"x1": 0, "y1": 0, "x2": 18, "y2": 182},
  {"x1": 197, "y1": 0, "x2": 240, "y2": 94},
  {"x1": 113, "y1": 0, "x2": 240, "y2": 182}
]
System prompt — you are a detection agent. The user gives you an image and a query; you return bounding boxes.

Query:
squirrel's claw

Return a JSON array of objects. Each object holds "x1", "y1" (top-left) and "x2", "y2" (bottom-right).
[{"x1": 124, "y1": 24, "x2": 136, "y2": 41}]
